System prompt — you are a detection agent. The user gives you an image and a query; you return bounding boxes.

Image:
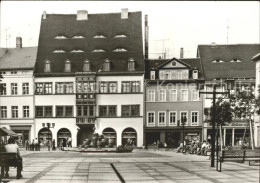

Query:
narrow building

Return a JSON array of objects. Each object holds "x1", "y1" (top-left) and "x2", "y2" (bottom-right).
[
  {"x1": 0, "y1": 37, "x2": 37, "y2": 145},
  {"x1": 144, "y1": 57, "x2": 204, "y2": 147}
]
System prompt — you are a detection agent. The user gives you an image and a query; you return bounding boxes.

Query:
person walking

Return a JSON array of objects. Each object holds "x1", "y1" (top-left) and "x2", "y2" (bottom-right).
[
  {"x1": 31, "y1": 139, "x2": 35, "y2": 151},
  {"x1": 35, "y1": 138, "x2": 39, "y2": 151},
  {"x1": 25, "y1": 140, "x2": 29, "y2": 150},
  {"x1": 62, "y1": 139, "x2": 67, "y2": 150}
]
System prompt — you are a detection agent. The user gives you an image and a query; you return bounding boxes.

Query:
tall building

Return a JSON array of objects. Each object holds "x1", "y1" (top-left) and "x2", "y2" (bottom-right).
[
  {"x1": 34, "y1": 9, "x2": 144, "y2": 147},
  {"x1": 197, "y1": 44, "x2": 260, "y2": 146},
  {"x1": 0, "y1": 37, "x2": 37, "y2": 145},
  {"x1": 144, "y1": 57, "x2": 204, "y2": 147}
]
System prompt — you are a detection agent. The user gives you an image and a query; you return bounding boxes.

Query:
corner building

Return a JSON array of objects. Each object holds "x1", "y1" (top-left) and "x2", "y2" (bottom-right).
[{"x1": 34, "y1": 9, "x2": 144, "y2": 147}]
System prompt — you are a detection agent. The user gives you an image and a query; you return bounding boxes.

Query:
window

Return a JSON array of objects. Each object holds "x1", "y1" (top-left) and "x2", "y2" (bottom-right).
[
  {"x1": 165, "y1": 70, "x2": 171, "y2": 80},
  {"x1": 11, "y1": 83, "x2": 18, "y2": 95},
  {"x1": 0, "y1": 71, "x2": 6, "y2": 75},
  {"x1": 122, "y1": 105, "x2": 140, "y2": 117},
  {"x1": 114, "y1": 34, "x2": 127, "y2": 38},
  {"x1": 159, "y1": 90, "x2": 166, "y2": 101},
  {"x1": 44, "y1": 60, "x2": 51, "y2": 73},
  {"x1": 77, "y1": 82, "x2": 94, "y2": 93},
  {"x1": 77, "y1": 106, "x2": 94, "y2": 117},
  {"x1": 53, "y1": 50, "x2": 66, "y2": 53},
  {"x1": 122, "y1": 82, "x2": 131, "y2": 93},
  {"x1": 77, "y1": 106, "x2": 82, "y2": 116},
  {"x1": 169, "y1": 89, "x2": 177, "y2": 101},
  {"x1": 191, "y1": 89, "x2": 199, "y2": 101},
  {"x1": 99, "y1": 106, "x2": 117, "y2": 117},
  {"x1": 181, "y1": 90, "x2": 188, "y2": 101},
  {"x1": 35, "y1": 83, "x2": 52, "y2": 94},
  {"x1": 83, "y1": 60, "x2": 90, "y2": 72},
  {"x1": 89, "y1": 106, "x2": 94, "y2": 116},
  {"x1": 23, "y1": 106, "x2": 29, "y2": 118},
  {"x1": 103, "y1": 59, "x2": 110, "y2": 71},
  {"x1": 180, "y1": 112, "x2": 188, "y2": 126},
  {"x1": 191, "y1": 112, "x2": 198, "y2": 126},
  {"x1": 148, "y1": 90, "x2": 155, "y2": 101},
  {"x1": 206, "y1": 85, "x2": 213, "y2": 98},
  {"x1": 44, "y1": 83, "x2": 52, "y2": 94},
  {"x1": 11, "y1": 71, "x2": 17, "y2": 74},
  {"x1": 93, "y1": 35, "x2": 106, "y2": 38},
  {"x1": 128, "y1": 58, "x2": 135, "y2": 71},
  {"x1": 72, "y1": 35, "x2": 85, "y2": 39},
  {"x1": 22, "y1": 83, "x2": 29, "y2": 95},
  {"x1": 132, "y1": 81, "x2": 140, "y2": 92},
  {"x1": 169, "y1": 112, "x2": 177, "y2": 126},
  {"x1": 150, "y1": 71, "x2": 155, "y2": 80},
  {"x1": 35, "y1": 106, "x2": 53, "y2": 117},
  {"x1": 54, "y1": 35, "x2": 68, "y2": 39},
  {"x1": 109, "y1": 82, "x2": 117, "y2": 93},
  {"x1": 92, "y1": 49, "x2": 105, "y2": 52},
  {"x1": 56, "y1": 106, "x2": 73, "y2": 117},
  {"x1": 113, "y1": 48, "x2": 127, "y2": 52},
  {"x1": 64, "y1": 60, "x2": 71, "y2": 72},
  {"x1": 12, "y1": 106, "x2": 18, "y2": 118},
  {"x1": 56, "y1": 83, "x2": 73, "y2": 94},
  {"x1": 0, "y1": 84, "x2": 6, "y2": 95},
  {"x1": 70, "y1": 49, "x2": 84, "y2": 53},
  {"x1": 0, "y1": 106, "x2": 7, "y2": 118},
  {"x1": 100, "y1": 82, "x2": 108, "y2": 93},
  {"x1": 147, "y1": 112, "x2": 155, "y2": 126},
  {"x1": 158, "y1": 112, "x2": 166, "y2": 126}
]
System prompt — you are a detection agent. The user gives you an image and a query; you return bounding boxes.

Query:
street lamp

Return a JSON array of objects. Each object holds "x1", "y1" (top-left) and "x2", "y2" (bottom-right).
[
  {"x1": 196, "y1": 82, "x2": 230, "y2": 168},
  {"x1": 42, "y1": 123, "x2": 55, "y2": 151}
]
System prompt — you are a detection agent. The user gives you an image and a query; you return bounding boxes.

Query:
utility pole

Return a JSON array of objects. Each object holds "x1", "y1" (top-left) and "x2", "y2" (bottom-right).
[{"x1": 198, "y1": 84, "x2": 230, "y2": 167}]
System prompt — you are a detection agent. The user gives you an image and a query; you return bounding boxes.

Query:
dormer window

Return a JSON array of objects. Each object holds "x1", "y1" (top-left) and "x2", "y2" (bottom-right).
[
  {"x1": 92, "y1": 49, "x2": 105, "y2": 52},
  {"x1": 53, "y1": 50, "x2": 66, "y2": 53},
  {"x1": 113, "y1": 48, "x2": 127, "y2": 52},
  {"x1": 128, "y1": 58, "x2": 135, "y2": 71},
  {"x1": 83, "y1": 59, "x2": 90, "y2": 72},
  {"x1": 93, "y1": 35, "x2": 106, "y2": 38},
  {"x1": 64, "y1": 59, "x2": 71, "y2": 72},
  {"x1": 114, "y1": 34, "x2": 127, "y2": 38},
  {"x1": 70, "y1": 49, "x2": 84, "y2": 53},
  {"x1": 44, "y1": 60, "x2": 51, "y2": 73},
  {"x1": 192, "y1": 69, "x2": 198, "y2": 79},
  {"x1": 72, "y1": 35, "x2": 85, "y2": 39},
  {"x1": 230, "y1": 59, "x2": 242, "y2": 62},
  {"x1": 54, "y1": 35, "x2": 68, "y2": 39},
  {"x1": 212, "y1": 59, "x2": 224, "y2": 63},
  {"x1": 150, "y1": 71, "x2": 155, "y2": 80},
  {"x1": 103, "y1": 59, "x2": 110, "y2": 71}
]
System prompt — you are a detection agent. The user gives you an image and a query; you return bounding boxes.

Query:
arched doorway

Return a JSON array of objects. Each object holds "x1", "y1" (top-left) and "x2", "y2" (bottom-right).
[
  {"x1": 122, "y1": 127, "x2": 137, "y2": 146},
  {"x1": 77, "y1": 127, "x2": 94, "y2": 146},
  {"x1": 102, "y1": 128, "x2": 117, "y2": 147},
  {"x1": 57, "y1": 128, "x2": 71, "y2": 147},
  {"x1": 38, "y1": 128, "x2": 52, "y2": 146}
]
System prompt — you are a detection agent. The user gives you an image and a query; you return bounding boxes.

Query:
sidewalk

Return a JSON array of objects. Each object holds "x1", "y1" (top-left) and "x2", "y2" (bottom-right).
[{"x1": 2, "y1": 150, "x2": 259, "y2": 183}]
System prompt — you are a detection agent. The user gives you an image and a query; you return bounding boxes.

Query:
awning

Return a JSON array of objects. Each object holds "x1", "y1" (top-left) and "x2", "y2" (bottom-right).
[{"x1": 0, "y1": 128, "x2": 18, "y2": 136}]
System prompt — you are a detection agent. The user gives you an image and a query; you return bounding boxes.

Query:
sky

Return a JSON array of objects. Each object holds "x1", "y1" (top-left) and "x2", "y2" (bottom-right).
[{"x1": 0, "y1": 1, "x2": 259, "y2": 58}]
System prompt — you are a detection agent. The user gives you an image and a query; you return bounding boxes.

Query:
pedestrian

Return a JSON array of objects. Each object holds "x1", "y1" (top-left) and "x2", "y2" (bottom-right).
[
  {"x1": 52, "y1": 139, "x2": 56, "y2": 150},
  {"x1": 25, "y1": 140, "x2": 29, "y2": 150},
  {"x1": 32, "y1": 139, "x2": 35, "y2": 151},
  {"x1": 35, "y1": 138, "x2": 39, "y2": 151},
  {"x1": 68, "y1": 137, "x2": 72, "y2": 147},
  {"x1": 62, "y1": 139, "x2": 67, "y2": 150},
  {"x1": 47, "y1": 140, "x2": 51, "y2": 151}
]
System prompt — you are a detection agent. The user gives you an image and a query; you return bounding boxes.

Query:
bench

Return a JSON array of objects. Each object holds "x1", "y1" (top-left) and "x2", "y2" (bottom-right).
[
  {"x1": 217, "y1": 150, "x2": 260, "y2": 172},
  {"x1": 0, "y1": 152, "x2": 18, "y2": 177}
]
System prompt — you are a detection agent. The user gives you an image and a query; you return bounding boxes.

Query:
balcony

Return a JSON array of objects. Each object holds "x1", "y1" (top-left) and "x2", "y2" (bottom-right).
[{"x1": 76, "y1": 117, "x2": 96, "y2": 124}]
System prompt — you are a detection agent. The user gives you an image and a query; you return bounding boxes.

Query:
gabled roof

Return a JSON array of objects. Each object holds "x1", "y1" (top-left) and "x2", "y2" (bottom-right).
[
  {"x1": 145, "y1": 57, "x2": 203, "y2": 79},
  {"x1": 35, "y1": 11, "x2": 144, "y2": 75},
  {"x1": 0, "y1": 47, "x2": 37, "y2": 70},
  {"x1": 197, "y1": 44, "x2": 260, "y2": 80}
]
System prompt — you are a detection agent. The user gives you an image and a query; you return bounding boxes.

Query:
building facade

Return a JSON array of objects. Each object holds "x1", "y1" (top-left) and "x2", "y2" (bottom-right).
[
  {"x1": 198, "y1": 44, "x2": 260, "y2": 147},
  {"x1": 0, "y1": 40, "x2": 37, "y2": 145},
  {"x1": 144, "y1": 58, "x2": 204, "y2": 147},
  {"x1": 34, "y1": 9, "x2": 144, "y2": 147}
]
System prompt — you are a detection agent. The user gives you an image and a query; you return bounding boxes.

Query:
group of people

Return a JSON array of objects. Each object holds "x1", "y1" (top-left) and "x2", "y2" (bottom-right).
[
  {"x1": 58, "y1": 137, "x2": 72, "y2": 150},
  {"x1": 25, "y1": 138, "x2": 40, "y2": 151},
  {"x1": 176, "y1": 140, "x2": 211, "y2": 155}
]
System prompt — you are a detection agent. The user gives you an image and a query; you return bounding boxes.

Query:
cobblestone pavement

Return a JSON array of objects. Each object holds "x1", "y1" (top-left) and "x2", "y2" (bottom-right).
[{"x1": 1, "y1": 149, "x2": 259, "y2": 183}]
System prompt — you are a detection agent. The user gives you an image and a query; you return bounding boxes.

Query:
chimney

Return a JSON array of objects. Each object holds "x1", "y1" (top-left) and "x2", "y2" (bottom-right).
[
  {"x1": 77, "y1": 10, "x2": 88, "y2": 21},
  {"x1": 16, "y1": 37, "x2": 22, "y2": 48},
  {"x1": 121, "y1": 8, "x2": 128, "y2": 19},
  {"x1": 180, "y1": 48, "x2": 184, "y2": 58},
  {"x1": 43, "y1": 11, "x2": 46, "y2": 19},
  {"x1": 145, "y1": 15, "x2": 149, "y2": 59}
]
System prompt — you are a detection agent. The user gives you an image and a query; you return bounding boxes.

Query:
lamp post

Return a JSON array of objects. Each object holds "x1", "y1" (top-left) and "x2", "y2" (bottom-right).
[
  {"x1": 181, "y1": 116, "x2": 187, "y2": 153},
  {"x1": 197, "y1": 83, "x2": 230, "y2": 168},
  {"x1": 42, "y1": 123, "x2": 55, "y2": 151}
]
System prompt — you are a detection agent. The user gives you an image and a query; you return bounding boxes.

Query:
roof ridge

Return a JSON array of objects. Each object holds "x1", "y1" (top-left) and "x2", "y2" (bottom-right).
[{"x1": 46, "y1": 11, "x2": 142, "y2": 16}]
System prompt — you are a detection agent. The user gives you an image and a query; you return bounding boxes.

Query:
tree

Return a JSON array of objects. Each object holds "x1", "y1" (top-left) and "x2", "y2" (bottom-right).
[
  {"x1": 231, "y1": 87, "x2": 259, "y2": 150},
  {"x1": 211, "y1": 97, "x2": 233, "y2": 151}
]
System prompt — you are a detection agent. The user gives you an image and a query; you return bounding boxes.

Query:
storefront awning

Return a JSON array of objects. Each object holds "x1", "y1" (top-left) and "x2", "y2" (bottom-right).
[{"x1": 0, "y1": 128, "x2": 18, "y2": 136}]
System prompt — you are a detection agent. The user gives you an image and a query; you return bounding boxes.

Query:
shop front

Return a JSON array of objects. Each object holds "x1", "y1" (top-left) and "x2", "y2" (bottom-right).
[{"x1": 10, "y1": 125, "x2": 31, "y2": 147}]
